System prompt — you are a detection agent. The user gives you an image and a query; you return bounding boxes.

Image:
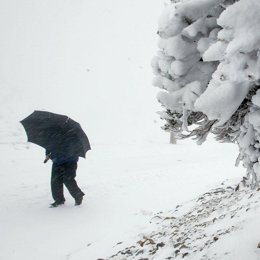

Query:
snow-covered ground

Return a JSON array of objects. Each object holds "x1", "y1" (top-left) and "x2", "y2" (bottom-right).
[
  {"x1": 108, "y1": 178, "x2": 260, "y2": 260},
  {"x1": 0, "y1": 0, "x2": 257, "y2": 260},
  {"x1": 0, "y1": 139, "x2": 244, "y2": 260}
]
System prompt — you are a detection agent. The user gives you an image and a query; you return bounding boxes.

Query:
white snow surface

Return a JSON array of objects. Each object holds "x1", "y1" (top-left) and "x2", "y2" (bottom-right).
[
  {"x1": 0, "y1": 141, "x2": 245, "y2": 260},
  {"x1": 0, "y1": 0, "x2": 258, "y2": 260}
]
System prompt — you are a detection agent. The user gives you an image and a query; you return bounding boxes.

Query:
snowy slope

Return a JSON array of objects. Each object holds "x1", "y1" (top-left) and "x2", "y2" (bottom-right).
[
  {"x1": 0, "y1": 140, "x2": 244, "y2": 260},
  {"x1": 108, "y1": 180, "x2": 260, "y2": 260}
]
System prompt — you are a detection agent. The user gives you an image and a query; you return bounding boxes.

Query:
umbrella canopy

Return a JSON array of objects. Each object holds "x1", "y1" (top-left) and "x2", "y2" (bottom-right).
[{"x1": 20, "y1": 111, "x2": 91, "y2": 158}]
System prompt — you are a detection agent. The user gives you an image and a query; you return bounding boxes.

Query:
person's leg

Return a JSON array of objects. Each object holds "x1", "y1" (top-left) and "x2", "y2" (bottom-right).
[
  {"x1": 51, "y1": 164, "x2": 66, "y2": 205},
  {"x1": 63, "y1": 163, "x2": 85, "y2": 204}
]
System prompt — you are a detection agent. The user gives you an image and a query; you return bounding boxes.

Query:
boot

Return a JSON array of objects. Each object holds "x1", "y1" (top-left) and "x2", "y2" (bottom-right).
[
  {"x1": 49, "y1": 200, "x2": 65, "y2": 208},
  {"x1": 75, "y1": 195, "x2": 84, "y2": 206}
]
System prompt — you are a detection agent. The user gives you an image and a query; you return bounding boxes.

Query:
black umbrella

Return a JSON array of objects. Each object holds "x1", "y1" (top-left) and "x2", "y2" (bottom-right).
[{"x1": 20, "y1": 110, "x2": 91, "y2": 158}]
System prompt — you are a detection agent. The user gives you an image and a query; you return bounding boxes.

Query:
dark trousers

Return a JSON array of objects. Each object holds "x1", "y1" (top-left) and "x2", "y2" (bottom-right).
[{"x1": 51, "y1": 162, "x2": 84, "y2": 203}]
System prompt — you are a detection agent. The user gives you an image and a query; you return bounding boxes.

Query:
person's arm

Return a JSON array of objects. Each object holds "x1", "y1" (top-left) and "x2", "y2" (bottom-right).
[{"x1": 44, "y1": 150, "x2": 51, "y2": 163}]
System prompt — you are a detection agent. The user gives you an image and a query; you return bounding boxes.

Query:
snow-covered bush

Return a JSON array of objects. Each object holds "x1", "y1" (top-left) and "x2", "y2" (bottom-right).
[{"x1": 153, "y1": 0, "x2": 260, "y2": 187}]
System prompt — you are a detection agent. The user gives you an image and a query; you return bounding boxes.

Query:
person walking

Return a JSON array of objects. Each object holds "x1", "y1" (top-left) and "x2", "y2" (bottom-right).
[
  {"x1": 44, "y1": 151, "x2": 85, "y2": 207},
  {"x1": 21, "y1": 111, "x2": 91, "y2": 208}
]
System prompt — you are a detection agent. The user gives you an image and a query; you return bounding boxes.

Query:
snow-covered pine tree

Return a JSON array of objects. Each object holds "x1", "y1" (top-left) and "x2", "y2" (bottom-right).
[
  {"x1": 152, "y1": 0, "x2": 228, "y2": 140},
  {"x1": 153, "y1": 0, "x2": 260, "y2": 187}
]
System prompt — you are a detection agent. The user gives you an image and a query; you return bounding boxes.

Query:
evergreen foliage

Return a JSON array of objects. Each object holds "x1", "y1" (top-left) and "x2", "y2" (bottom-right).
[{"x1": 153, "y1": 0, "x2": 260, "y2": 187}]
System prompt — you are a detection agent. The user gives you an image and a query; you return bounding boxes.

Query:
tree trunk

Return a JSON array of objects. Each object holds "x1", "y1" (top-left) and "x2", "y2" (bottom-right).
[{"x1": 170, "y1": 131, "x2": 177, "y2": 144}]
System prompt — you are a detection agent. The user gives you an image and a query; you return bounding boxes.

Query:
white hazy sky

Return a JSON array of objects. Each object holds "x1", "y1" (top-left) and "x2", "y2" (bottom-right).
[{"x1": 0, "y1": 0, "x2": 166, "y2": 144}]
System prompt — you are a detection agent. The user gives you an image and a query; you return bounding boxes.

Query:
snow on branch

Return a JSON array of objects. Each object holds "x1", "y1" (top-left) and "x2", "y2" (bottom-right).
[{"x1": 153, "y1": 0, "x2": 260, "y2": 186}]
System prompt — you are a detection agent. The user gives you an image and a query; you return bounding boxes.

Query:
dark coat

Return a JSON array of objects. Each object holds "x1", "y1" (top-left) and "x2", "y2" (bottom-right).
[{"x1": 46, "y1": 150, "x2": 78, "y2": 166}]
